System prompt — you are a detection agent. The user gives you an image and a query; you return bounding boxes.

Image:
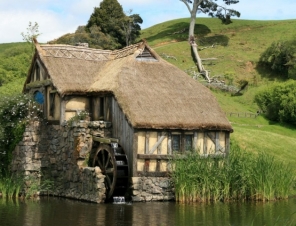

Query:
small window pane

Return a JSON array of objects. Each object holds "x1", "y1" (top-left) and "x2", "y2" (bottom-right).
[
  {"x1": 34, "y1": 91, "x2": 44, "y2": 104},
  {"x1": 172, "y1": 135, "x2": 181, "y2": 152},
  {"x1": 185, "y1": 135, "x2": 193, "y2": 151}
]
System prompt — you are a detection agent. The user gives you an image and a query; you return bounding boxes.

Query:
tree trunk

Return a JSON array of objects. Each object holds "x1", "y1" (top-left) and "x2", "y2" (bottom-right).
[{"x1": 188, "y1": 2, "x2": 211, "y2": 82}]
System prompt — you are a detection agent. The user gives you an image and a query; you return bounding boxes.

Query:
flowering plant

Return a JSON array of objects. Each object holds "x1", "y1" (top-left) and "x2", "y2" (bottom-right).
[{"x1": 0, "y1": 94, "x2": 43, "y2": 175}]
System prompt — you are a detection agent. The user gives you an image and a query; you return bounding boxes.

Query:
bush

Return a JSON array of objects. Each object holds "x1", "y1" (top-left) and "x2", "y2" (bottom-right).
[
  {"x1": 0, "y1": 94, "x2": 43, "y2": 175},
  {"x1": 258, "y1": 39, "x2": 296, "y2": 79},
  {"x1": 254, "y1": 80, "x2": 296, "y2": 124}
]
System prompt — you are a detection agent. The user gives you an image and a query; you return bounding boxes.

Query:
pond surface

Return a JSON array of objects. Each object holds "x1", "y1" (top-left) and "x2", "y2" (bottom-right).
[{"x1": 1, "y1": 197, "x2": 296, "y2": 226}]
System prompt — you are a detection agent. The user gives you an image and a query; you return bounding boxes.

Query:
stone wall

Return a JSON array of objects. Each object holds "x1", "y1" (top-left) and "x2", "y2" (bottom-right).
[
  {"x1": 11, "y1": 120, "x2": 111, "y2": 203},
  {"x1": 130, "y1": 177, "x2": 174, "y2": 202},
  {"x1": 11, "y1": 120, "x2": 176, "y2": 203}
]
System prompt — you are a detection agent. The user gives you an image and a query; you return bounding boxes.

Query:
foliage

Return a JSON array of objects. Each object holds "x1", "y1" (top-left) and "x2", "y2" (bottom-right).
[
  {"x1": 0, "y1": 43, "x2": 31, "y2": 87},
  {"x1": 66, "y1": 110, "x2": 90, "y2": 126},
  {"x1": 258, "y1": 39, "x2": 296, "y2": 79},
  {"x1": 24, "y1": 174, "x2": 54, "y2": 198},
  {"x1": 122, "y1": 12, "x2": 143, "y2": 46},
  {"x1": 21, "y1": 22, "x2": 41, "y2": 54},
  {"x1": 86, "y1": 0, "x2": 126, "y2": 48},
  {"x1": 171, "y1": 142, "x2": 295, "y2": 203},
  {"x1": 0, "y1": 94, "x2": 43, "y2": 175},
  {"x1": 254, "y1": 80, "x2": 296, "y2": 124},
  {"x1": 0, "y1": 173, "x2": 23, "y2": 198},
  {"x1": 52, "y1": 0, "x2": 143, "y2": 49},
  {"x1": 181, "y1": 0, "x2": 240, "y2": 24}
]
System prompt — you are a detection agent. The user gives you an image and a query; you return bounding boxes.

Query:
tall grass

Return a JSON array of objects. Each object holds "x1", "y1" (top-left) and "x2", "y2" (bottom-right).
[
  {"x1": 171, "y1": 143, "x2": 295, "y2": 203},
  {"x1": 0, "y1": 174, "x2": 23, "y2": 198}
]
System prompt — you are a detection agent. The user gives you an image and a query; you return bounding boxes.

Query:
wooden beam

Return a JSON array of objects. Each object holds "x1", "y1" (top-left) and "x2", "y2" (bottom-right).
[
  {"x1": 137, "y1": 154, "x2": 171, "y2": 160},
  {"x1": 207, "y1": 132, "x2": 225, "y2": 153},
  {"x1": 203, "y1": 132, "x2": 207, "y2": 154},
  {"x1": 157, "y1": 132, "x2": 161, "y2": 155},
  {"x1": 145, "y1": 132, "x2": 150, "y2": 154},
  {"x1": 193, "y1": 131, "x2": 198, "y2": 151},
  {"x1": 92, "y1": 136, "x2": 119, "y2": 144},
  {"x1": 167, "y1": 133, "x2": 172, "y2": 155},
  {"x1": 149, "y1": 132, "x2": 167, "y2": 154},
  {"x1": 25, "y1": 79, "x2": 52, "y2": 89},
  {"x1": 137, "y1": 171, "x2": 169, "y2": 177}
]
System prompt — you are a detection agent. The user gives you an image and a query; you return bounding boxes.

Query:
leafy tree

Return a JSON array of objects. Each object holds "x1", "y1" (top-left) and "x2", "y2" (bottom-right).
[
  {"x1": 258, "y1": 39, "x2": 296, "y2": 79},
  {"x1": 180, "y1": 0, "x2": 240, "y2": 81},
  {"x1": 86, "y1": 0, "x2": 126, "y2": 47},
  {"x1": 254, "y1": 80, "x2": 296, "y2": 124},
  {"x1": 86, "y1": 0, "x2": 142, "y2": 48},
  {"x1": 122, "y1": 10, "x2": 143, "y2": 46}
]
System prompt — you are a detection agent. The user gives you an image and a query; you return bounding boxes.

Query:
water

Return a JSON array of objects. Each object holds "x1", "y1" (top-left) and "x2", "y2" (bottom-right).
[
  {"x1": 1, "y1": 197, "x2": 296, "y2": 226},
  {"x1": 113, "y1": 196, "x2": 126, "y2": 204}
]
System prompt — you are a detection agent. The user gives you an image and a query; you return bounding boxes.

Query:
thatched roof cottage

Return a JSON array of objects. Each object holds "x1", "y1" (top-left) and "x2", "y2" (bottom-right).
[{"x1": 20, "y1": 40, "x2": 233, "y2": 202}]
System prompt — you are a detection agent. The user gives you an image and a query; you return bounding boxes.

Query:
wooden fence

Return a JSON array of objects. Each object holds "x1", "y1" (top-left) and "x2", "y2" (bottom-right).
[{"x1": 225, "y1": 112, "x2": 259, "y2": 118}]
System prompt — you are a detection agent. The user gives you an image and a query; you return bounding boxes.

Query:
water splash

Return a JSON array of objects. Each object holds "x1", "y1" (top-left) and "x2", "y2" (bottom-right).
[{"x1": 113, "y1": 196, "x2": 125, "y2": 204}]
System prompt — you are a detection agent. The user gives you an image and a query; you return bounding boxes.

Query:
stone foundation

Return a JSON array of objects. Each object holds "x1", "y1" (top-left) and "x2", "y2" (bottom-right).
[
  {"x1": 11, "y1": 120, "x2": 176, "y2": 203},
  {"x1": 130, "y1": 177, "x2": 174, "y2": 202}
]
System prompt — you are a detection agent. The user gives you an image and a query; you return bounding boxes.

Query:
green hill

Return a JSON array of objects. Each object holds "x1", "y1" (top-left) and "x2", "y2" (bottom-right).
[
  {"x1": 1, "y1": 18, "x2": 296, "y2": 166},
  {"x1": 141, "y1": 18, "x2": 296, "y2": 166}
]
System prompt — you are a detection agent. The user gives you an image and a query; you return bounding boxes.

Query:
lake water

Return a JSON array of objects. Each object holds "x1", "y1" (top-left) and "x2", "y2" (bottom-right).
[{"x1": 1, "y1": 197, "x2": 296, "y2": 226}]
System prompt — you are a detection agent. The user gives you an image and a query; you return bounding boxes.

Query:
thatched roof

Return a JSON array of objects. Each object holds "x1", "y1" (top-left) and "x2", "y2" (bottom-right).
[{"x1": 26, "y1": 41, "x2": 232, "y2": 131}]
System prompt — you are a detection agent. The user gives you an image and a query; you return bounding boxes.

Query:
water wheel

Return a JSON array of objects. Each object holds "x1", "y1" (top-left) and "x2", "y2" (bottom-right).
[{"x1": 92, "y1": 143, "x2": 129, "y2": 201}]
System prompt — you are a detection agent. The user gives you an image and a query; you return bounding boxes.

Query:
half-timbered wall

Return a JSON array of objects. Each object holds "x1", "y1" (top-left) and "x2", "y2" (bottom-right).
[
  {"x1": 64, "y1": 96, "x2": 90, "y2": 121},
  {"x1": 135, "y1": 130, "x2": 230, "y2": 176}
]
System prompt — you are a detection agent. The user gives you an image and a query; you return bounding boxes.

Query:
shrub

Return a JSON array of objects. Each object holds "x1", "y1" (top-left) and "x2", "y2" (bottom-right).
[
  {"x1": 254, "y1": 80, "x2": 296, "y2": 124},
  {"x1": 0, "y1": 94, "x2": 43, "y2": 175}
]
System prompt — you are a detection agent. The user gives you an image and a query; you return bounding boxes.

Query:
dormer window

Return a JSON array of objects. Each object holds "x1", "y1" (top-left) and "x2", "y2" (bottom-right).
[{"x1": 136, "y1": 47, "x2": 158, "y2": 62}]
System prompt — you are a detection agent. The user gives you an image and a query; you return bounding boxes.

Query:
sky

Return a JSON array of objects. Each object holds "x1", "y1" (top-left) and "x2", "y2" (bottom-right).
[{"x1": 0, "y1": 0, "x2": 296, "y2": 44}]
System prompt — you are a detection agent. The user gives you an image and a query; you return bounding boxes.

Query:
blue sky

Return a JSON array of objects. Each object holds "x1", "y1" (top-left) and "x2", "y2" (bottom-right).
[{"x1": 0, "y1": 0, "x2": 295, "y2": 43}]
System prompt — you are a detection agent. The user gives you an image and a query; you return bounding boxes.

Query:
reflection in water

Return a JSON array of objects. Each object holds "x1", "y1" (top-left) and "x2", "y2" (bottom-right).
[{"x1": 0, "y1": 197, "x2": 296, "y2": 226}]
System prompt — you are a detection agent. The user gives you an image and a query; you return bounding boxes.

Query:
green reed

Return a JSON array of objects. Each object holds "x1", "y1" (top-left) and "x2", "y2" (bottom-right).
[
  {"x1": 171, "y1": 143, "x2": 295, "y2": 203},
  {"x1": 0, "y1": 174, "x2": 23, "y2": 198}
]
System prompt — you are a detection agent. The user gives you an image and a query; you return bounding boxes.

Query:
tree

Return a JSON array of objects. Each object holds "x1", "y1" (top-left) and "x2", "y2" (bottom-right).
[
  {"x1": 258, "y1": 40, "x2": 296, "y2": 79},
  {"x1": 21, "y1": 22, "x2": 41, "y2": 53},
  {"x1": 180, "y1": 0, "x2": 240, "y2": 82},
  {"x1": 86, "y1": 0, "x2": 126, "y2": 47},
  {"x1": 86, "y1": 0, "x2": 143, "y2": 48},
  {"x1": 122, "y1": 10, "x2": 143, "y2": 46}
]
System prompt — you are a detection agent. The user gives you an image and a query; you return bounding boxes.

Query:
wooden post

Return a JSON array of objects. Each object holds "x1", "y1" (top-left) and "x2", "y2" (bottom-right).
[
  {"x1": 145, "y1": 132, "x2": 150, "y2": 154},
  {"x1": 193, "y1": 131, "x2": 198, "y2": 152},
  {"x1": 203, "y1": 132, "x2": 207, "y2": 155},
  {"x1": 225, "y1": 132, "x2": 230, "y2": 156},
  {"x1": 167, "y1": 133, "x2": 172, "y2": 155},
  {"x1": 60, "y1": 99, "x2": 66, "y2": 125},
  {"x1": 132, "y1": 132, "x2": 138, "y2": 177},
  {"x1": 215, "y1": 132, "x2": 220, "y2": 153}
]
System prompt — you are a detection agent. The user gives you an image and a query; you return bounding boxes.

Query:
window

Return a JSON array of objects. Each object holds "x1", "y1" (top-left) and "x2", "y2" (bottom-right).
[
  {"x1": 49, "y1": 93, "x2": 56, "y2": 117},
  {"x1": 185, "y1": 135, "x2": 193, "y2": 151},
  {"x1": 172, "y1": 134, "x2": 181, "y2": 152},
  {"x1": 34, "y1": 91, "x2": 44, "y2": 104}
]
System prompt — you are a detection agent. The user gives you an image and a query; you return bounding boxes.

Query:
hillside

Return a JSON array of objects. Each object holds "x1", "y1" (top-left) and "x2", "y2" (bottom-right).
[
  {"x1": 140, "y1": 18, "x2": 296, "y2": 165},
  {"x1": 1, "y1": 18, "x2": 296, "y2": 165}
]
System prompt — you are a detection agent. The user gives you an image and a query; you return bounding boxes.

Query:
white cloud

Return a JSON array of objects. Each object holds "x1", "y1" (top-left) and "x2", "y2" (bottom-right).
[{"x1": 0, "y1": 0, "x2": 295, "y2": 43}]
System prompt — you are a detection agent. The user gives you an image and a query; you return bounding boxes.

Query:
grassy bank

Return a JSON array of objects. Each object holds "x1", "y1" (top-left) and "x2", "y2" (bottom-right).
[{"x1": 171, "y1": 143, "x2": 295, "y2": 203}]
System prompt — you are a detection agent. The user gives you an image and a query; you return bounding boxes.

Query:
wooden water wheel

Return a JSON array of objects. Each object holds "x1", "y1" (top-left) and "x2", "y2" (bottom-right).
[{"x1": 92, "y1": 143, "x2": 129, "y2": 200}]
